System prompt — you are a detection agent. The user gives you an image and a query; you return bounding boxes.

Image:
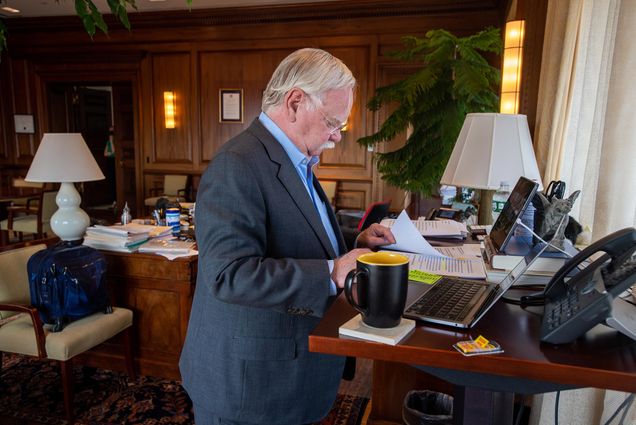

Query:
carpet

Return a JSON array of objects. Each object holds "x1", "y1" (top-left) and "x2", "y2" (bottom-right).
[{"x1": 0, "y1": 354, "x2": 368, "y2": 425}]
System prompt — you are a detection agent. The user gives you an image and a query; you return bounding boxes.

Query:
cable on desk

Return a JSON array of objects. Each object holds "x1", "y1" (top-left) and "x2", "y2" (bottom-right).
[
  {"x1": 501, "y1": 285, "x2": 547, "y2": 306},
  {"x1": 555, "y1": 390, "x2": 561, "y2": 425},
  {"x1": 603, "y1": 393, "x2": 635, "y2": 425}
]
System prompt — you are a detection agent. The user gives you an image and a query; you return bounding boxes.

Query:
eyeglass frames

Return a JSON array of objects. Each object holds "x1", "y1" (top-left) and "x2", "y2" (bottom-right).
[
  {"x1": 304, "y1": 93, "x2": 348, "y2": 135},
  {"x1": 316, "y1": 108, "x2": 348, "y2": 136}
]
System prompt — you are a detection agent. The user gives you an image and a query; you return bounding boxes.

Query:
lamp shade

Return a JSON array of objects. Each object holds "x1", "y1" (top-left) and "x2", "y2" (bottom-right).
[
  {"x1": 25, "y1": 133, "x2": 105, "y2": 183},
  {"x1": 440, "y1": 113, "x2": 542, "y2": 190}
]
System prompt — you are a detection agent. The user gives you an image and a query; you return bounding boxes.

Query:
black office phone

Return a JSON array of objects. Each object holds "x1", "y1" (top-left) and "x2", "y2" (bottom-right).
[{"x1": 540, "y1": 227, "x2": 636, "y2": 344}]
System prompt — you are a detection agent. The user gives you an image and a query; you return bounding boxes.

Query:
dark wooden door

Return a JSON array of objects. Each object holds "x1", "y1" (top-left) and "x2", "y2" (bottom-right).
[
  {"x1": 75, "y1": 87, "x2": 115, "y2": 210},
  {"x1": 111, "y1": 83, "x2": 138, "y2": 215}
]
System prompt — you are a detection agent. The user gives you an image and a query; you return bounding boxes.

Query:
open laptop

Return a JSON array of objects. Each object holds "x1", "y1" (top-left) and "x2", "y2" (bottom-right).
[
  {"x1": 483, "y1": 177, "x2": 539, "y2": 262},
  {"x1": 403, "y1": 215, "x2": 568, "y2": 329}
]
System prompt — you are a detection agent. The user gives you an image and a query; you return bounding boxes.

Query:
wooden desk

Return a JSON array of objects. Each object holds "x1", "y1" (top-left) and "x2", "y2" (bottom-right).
[
  {"x1": 309, "y1": 284, "x2": 636, "y2": 424},
  {"x1": 79, "y1": 251, "x2": 197, "y2": 380}
]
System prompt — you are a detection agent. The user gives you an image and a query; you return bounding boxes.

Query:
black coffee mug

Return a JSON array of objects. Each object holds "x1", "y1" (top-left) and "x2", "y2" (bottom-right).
[{"x1": 344, "y1": 252, "x2": 409, "y2": 328}]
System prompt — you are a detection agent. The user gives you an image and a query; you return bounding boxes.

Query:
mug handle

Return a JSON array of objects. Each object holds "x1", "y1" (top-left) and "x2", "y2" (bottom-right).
[{"x1": 344, "y1": 269, "x2": 367, "y2": 316}]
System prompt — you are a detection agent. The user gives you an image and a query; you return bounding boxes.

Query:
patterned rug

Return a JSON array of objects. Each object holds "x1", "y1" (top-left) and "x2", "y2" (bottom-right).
[{"x1": 0, "y1": 354, "x2": 368, "y2": 425}]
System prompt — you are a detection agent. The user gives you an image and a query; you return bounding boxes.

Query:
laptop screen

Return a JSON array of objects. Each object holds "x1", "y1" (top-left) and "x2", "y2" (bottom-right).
[{"x1": 489, "y1": 177, "x2": 538, "y2": 253}]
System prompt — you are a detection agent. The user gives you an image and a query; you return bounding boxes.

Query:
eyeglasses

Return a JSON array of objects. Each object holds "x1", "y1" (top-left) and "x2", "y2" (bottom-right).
[{"x1": 316, "y1": 107, "x2": 347, "y2": 136}]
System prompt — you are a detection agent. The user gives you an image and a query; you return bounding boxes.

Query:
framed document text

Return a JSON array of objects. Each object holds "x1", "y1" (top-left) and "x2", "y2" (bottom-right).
[{"x1": 219, "y1": 89, "x2": 243, "y2": 123}]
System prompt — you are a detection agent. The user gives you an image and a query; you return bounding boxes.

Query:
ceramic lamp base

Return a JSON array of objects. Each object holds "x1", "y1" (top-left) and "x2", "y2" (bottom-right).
[{"x1": 50, "y1": 182, "x2": 90, "y2": 241}]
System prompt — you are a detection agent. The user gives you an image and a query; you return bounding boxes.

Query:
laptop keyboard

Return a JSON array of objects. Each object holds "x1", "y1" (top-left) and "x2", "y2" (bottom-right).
[{"x1": 404, "y1": 278, "x2": 485, "y2": 321}]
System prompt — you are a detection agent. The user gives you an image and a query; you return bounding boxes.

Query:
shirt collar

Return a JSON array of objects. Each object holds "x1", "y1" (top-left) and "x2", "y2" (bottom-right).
[{"x1": 259, "y1": 111, "x2": 320, "y2": 169}]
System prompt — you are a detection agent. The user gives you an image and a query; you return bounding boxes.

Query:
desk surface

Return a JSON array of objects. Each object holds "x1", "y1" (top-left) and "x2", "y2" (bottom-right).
[{"x1": 309, "y1": 283, "x2": 636, "y2": 393}]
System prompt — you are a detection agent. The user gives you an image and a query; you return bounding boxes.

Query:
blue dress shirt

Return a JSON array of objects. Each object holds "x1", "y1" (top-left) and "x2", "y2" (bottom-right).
[{"x1": 259, "y1": 112, "x2": 339, "y2": 294}]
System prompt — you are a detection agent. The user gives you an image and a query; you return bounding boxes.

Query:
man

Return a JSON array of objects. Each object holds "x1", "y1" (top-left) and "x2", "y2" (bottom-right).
[{"x1": 180, "y1": 48, "x2": 395, "y2": 425}]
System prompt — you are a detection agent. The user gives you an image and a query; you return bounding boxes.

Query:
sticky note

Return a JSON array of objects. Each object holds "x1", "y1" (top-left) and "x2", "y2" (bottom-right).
[{"x1": 409, "y1": 270, "x2": 443, "y2": 285}]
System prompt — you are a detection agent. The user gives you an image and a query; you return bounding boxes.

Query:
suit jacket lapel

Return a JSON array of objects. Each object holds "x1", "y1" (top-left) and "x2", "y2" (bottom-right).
[
  {"x1": 247, "y1": 120, "x2": 339, "y2": 258},
  {"x1": 312, "y1": 178, "x2": 347, "y2": 254}
]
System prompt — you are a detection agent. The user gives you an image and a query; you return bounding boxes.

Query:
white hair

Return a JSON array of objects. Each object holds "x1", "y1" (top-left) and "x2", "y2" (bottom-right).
[{"x1": 261, "y1": 48, "x2": 356, "y2": 112}]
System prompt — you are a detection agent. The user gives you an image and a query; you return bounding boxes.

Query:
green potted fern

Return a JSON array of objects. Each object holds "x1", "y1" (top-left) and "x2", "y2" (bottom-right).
[{"x1": 358, "y1": 27, "x2": 502, "y2": 202}]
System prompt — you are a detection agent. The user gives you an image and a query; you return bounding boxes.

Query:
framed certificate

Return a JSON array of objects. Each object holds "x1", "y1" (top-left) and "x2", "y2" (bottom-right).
[{"x1": 219, "y1": 89, "x2": 243, "y2": 123}]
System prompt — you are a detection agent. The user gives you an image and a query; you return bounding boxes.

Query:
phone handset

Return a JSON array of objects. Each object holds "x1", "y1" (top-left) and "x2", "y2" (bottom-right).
[
  {"x1": 543, "y1": 227, "x2": 636, "y2": 300},
  {"x1": 540, "y1": 227, "x2": 636, "y2": 344}
]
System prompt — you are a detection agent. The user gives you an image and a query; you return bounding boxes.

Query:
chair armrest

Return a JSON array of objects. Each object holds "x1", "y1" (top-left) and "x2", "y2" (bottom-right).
[
  {"x1": 25, "y1": 196, "x2": 41, "y2": 210},
  {"x1": 0, "y1": 302, "x2": 48, "y2": 358},
  {"x1": 7, "y1": 205, "x2": 37, "y2": 216}
]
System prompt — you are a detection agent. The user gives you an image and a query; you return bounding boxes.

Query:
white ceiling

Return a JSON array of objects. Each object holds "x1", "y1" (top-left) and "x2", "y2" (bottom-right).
[{"x1": 0, "y1": 0, "x2": 343, "y2": 18}]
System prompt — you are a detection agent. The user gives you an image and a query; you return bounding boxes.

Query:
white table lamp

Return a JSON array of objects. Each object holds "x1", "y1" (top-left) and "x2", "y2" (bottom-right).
[
  {"x1": 440, "y1": 113, "x2": 542, "y2": 224},
  {"x1": 25, "y1": 133, "x2": 105, "y2": 241}
]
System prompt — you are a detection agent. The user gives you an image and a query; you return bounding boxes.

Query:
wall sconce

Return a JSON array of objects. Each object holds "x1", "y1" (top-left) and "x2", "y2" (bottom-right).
[
  {"x1": 500, "y1": 20, "x2": 525, "y2": 114},
  {"x1": 164, "y1": 91, "x2": 176, "y2": 128}
]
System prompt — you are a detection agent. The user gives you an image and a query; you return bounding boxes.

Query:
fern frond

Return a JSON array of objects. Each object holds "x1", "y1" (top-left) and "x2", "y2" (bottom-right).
[{"x1": 357, "y1": 27, "x2": 501, "y2": 196}]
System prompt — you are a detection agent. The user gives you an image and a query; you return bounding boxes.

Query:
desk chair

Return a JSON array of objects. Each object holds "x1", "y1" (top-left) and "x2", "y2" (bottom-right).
[
  {"x1": 10, "y1": 177, "x2": 44, "y2": 206},
  {"x1": 357, "y1": 200, "x2": 391, "y2": 232},
  {"x1": 0, "y1": 190, "x2": 56, "y2": 243},
  {"x1": 0, "y1": 243, "x2": 135, "y2": 422},
  {"x1": 144, "y1": 174, "x2": 189, "y2": 209},
  {"x1": 339, "y1": 200, "x2": 391, "y2": 250}
]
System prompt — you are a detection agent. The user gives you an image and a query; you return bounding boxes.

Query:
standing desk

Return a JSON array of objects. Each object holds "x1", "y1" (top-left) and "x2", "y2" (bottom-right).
[{"x1": 309, "y1": 283, "x2": 636, "y2": 425}]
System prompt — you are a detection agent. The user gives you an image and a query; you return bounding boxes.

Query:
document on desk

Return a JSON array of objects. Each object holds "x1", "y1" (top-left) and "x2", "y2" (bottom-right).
[
  {"x1": 382, "y1": 210, "x2": 442, "y2": 257},
  {"x1": 435, "y1": 244, "x2": 483, "y2": 260},
  {"x1": 381, "y1": 216, "x2": 467, "y2": 239},
  {"x1": 381, "y1": 211, "x2": 485, "y2": 279},
  {"x1": 398, "y1": 251, "x2": 486, "y2": 279}
]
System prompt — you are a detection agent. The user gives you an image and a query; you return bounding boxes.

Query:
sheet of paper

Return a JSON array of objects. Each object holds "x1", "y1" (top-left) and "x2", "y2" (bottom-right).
[
  {"x1": 382, "y1": 210, "x2": 442, "y2": 256},
  {"x1": 397, "y1": 251, "x2": 486, "y2": 279},
  {"x1": 414, "y1": 218, "x2": 467, "y2": 237},
  {"x1": 381, "y1": 217, "x2": 466, "y2": 238},
  {"x1": 435, "y1": 244, "x2": 483, "y2": 260}
]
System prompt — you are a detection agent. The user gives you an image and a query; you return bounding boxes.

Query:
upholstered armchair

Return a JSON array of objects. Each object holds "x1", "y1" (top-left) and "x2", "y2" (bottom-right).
[
  {"x1": 0, "y1": 190, "x2": 56, "y2": 242},
  {"x1": 0, "y1": 242, "x2": 135, "y2": 422},
  {"x1": 144, "y1": 174, "x2": 189, "y2": 209}
]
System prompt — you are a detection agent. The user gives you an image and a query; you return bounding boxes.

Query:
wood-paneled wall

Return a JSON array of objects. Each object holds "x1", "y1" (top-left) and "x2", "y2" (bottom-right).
[{"x1": 1, "y1": 0, "x2": 519, "y2": 212}]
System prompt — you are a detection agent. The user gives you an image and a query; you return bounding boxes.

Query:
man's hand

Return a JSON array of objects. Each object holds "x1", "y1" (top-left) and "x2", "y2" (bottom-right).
[
  {"x1": 332, "y1": 248, "x2": 370, "y2": 289},
  {"x1": 356, "y1": 223, "x2": 395, "y2": 250}
]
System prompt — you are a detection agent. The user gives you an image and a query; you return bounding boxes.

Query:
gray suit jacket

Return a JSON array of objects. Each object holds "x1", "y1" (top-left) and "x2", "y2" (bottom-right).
[{"x1": 180, "y1": 119, "x2": 347, "y2": 424}]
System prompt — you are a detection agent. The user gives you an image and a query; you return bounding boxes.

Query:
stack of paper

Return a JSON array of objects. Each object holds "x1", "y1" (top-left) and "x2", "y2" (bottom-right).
[
  {"x1": 83, "y1": 224, "x2": 150, "y2": 252},
  {"x1": 381, "y1": 217, "x2": 467, "y2": 239},
  {"x1": 380, "y1": 210, "x2": 486, "y2": 279},
  {"x1": 83, "y1": 224, "x2": 173, "y2": 252},
  {"x1": 489, "y1": 237, "x2": 577, "y2": 273},
  {"x1": 396, "y1": 251, "x2": 486, "y2": 280},
  {"x1": 484, "y1": 259, "x2": 553, "y2": 285},
  {"x1": 138, "y1": 238, "x2": 197, "y2": 260},
  {"x1": 138, "y1": 238, "x2": 195, "y2": 255}
]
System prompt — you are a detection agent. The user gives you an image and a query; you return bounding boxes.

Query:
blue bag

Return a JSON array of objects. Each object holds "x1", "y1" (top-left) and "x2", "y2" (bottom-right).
[{"x1": 27, "y1": 243, "x2": 112, "y2": 332}]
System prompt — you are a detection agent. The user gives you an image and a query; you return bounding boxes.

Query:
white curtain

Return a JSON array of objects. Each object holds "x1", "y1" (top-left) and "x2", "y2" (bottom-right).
[
  {"x1": 530, "y1": 0, "x2": 636, "y2": 423},
  {"x1": 533, "y1": 0, "x2": 636, "y2": 241}
]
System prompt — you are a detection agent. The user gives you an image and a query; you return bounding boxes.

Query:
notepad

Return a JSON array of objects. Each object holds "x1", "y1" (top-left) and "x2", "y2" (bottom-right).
[{"x1": 339, "y1": 315, "x2": 415, "y2": 346}]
